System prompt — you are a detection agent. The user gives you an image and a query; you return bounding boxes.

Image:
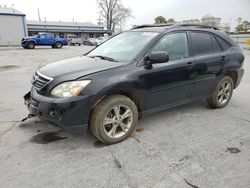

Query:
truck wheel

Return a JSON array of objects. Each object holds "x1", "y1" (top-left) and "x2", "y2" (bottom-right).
[
  {"x1": 90, "y1": 95, "x2": 138, "y2": 144},
  {"x1": 55, "y1": 42, "x2": 63, "y2": 48},
  {"x1": 207, "y1": 76, "x2": 234, "y2": 108},
  {"x1": 27, "y1": 42, "x2": 35, "y2": 49}
]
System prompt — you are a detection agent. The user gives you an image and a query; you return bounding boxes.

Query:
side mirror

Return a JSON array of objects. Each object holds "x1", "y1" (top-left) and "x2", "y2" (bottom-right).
[{"x1": 147, "y1": 51, "x2": 169, "y2": 64}]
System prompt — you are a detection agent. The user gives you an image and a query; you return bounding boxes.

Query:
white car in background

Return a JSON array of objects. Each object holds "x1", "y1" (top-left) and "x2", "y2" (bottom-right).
[
  {"x1": 95, "y1": 36, "x2": 110, "y2": 46},
  {"x1": 67, "y1": 35, "x2": 82, "y2": 46}
]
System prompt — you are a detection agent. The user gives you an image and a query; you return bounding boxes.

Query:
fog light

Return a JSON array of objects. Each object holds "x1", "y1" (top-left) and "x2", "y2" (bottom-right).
[{"x1": 49, "y1": 108, "x2": 57, "y2": 117}]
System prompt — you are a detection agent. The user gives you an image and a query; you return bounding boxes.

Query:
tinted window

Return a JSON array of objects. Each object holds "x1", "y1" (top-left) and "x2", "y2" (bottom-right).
[
  {"x1": 152, "y1": 32, "x2": 189, "y2": 60},
  {"x1": 211, "y1": 35, "x2": 222, "y2": 52},
  {"x1": 214, "y1": 35, "x2": 231, "y2": 51},
  {"x1": 191, "y1": 32, "x2": 213, "y2": 55}
]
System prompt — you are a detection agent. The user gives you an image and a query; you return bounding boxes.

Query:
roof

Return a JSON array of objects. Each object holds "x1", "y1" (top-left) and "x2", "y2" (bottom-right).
[
  {"x1": 131, "y1": 24, "x2": 236, "y2": 46},
  {"x1": 27, "y1": 20, "x2": 102, "y2": 28},
  {"x1": 0, "y1": 6, "x2": 25, "y2": 16}
]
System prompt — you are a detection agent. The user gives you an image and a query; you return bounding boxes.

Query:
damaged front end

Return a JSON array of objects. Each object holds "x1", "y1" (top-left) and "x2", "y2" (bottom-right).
[{"x1": 23, "y1": 89, "x2": 91, "y2": 133}]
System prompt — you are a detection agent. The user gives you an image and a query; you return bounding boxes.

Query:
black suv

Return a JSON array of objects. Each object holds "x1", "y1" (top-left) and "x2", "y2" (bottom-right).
[{"x1": 24, "y1": 24, "x2": 244, "y2": 144}]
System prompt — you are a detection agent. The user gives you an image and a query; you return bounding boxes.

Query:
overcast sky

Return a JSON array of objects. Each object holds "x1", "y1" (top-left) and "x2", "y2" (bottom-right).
[{"x1": 0, "y1": 0, "x2": 249, "y2": 30}]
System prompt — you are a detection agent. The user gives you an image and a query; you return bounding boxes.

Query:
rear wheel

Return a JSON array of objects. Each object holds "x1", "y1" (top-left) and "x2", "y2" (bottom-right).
[
  {"x1": 90, "y1": 95, "x2": 138, "y2": 144},
  {"x1": 55, "y1": 42, "x2": 63, "y2": 48},
  {"x1": 207, "y1": 76, "x2": 234, "y2": 108}
]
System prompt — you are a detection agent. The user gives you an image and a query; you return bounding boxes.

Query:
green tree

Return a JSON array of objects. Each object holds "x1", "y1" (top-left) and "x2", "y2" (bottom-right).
[{"x1": 154, "y1": 16, "x2": 167, "y2": 24}]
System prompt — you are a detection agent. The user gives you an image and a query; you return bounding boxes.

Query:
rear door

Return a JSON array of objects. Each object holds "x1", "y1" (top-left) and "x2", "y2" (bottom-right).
[
  {"x1": 189, "y1": 31, "x2": 228, "y2": 97},
  {"x1": 45, "y1": 33, "x2": 54, "y2": 45}
]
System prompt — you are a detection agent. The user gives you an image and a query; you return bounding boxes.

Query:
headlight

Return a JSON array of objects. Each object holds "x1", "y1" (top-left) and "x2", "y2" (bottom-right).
[{"x1": 51, "y1": 80, "x2": 91, "y2": 97}]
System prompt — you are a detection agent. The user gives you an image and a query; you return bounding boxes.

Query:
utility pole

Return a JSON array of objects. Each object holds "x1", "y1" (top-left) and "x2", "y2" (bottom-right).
[
  {"x1": 37, "y1": 8, "x2": 41, "y2": 21},
  {"x1": 97, "y1": 15, "x2": 103, "y2": 26}
]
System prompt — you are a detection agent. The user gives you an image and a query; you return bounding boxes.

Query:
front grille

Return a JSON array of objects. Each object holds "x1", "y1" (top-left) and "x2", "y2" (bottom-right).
[
  {"x1": 31, "y1": 97, "x2": 39, "y2": 107},
  {"x1": 32, "y1": 71, "x2": 53, "y2": 90}
]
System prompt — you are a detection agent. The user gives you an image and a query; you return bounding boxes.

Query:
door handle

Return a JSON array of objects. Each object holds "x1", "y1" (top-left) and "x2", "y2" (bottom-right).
[
  {"x1": 221, "y1": 56, "x2": 226, "y2": 61},
  {"x1": 186, "y1": 62, "x2": 194, "y2": 69}
]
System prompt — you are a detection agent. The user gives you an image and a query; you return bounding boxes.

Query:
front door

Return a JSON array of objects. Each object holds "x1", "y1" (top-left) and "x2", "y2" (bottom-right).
[{"x1": 144, "y1": 31, "x2": 196, "y2": 109}]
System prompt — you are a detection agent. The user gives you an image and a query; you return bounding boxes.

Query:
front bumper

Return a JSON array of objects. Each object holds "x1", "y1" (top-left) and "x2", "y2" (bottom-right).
[{"x1": 24, "y1": 87, "x2": 96, "y2": 133}]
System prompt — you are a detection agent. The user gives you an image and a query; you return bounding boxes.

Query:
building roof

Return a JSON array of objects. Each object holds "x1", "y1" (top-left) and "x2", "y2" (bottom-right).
[
  {"x1": 0, "y1": 6, "x2": 25, "y2": 16},
  {"x1": 27, "y1": 20, "x2": 109, "y2": 33},
  {"x1": 27, "y1": 20, "x2": 102, "y2": 28}
]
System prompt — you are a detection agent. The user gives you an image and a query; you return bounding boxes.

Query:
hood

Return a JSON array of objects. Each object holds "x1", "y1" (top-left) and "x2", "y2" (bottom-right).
[
  {"x1": 23, "y1": 36, "x2": 36, "y2": 40},
  {"x1": 38, "y1": 56, "x2": 123, "y2": 80}
]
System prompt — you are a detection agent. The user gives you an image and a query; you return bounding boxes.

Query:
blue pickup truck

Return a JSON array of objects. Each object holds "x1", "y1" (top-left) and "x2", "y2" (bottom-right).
[{"x1": 21, "y1": 32, "x2": 68, "y2": 49}]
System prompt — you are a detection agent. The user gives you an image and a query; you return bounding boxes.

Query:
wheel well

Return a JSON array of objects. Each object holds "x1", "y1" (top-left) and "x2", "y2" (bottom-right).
[
  {"x1": 92, "y1": 90, "x2": 141, "y2": 113},
  {"x1": 225, "y1": 71, "x2": 237, "y2": 88},
  {"x1": 113, "y1": 90, "x2": 141, "y2": 112}
]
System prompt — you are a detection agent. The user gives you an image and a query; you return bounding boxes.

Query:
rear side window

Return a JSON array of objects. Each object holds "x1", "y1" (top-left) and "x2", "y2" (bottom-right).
[
  {"x1": 214, "y1": 35, "x2": 231, "y2": 51},
  {"x1": 190, "y1": 32, "x2": 213, "y2": 55},
  {"x1": 211, "y1": 35, "x2": 222, "y2": 52}
]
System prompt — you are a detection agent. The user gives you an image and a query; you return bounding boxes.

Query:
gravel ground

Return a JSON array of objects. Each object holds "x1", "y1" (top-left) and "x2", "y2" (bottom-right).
[{"x1": 0, "y1": 46, "x2": 250, "y2": 188}]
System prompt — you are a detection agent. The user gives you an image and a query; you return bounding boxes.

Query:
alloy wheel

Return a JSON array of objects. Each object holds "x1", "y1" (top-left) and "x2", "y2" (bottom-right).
[
  {"x1": 103, "y1": 105, "x2": 133, "y2": 139},
  {"x1": 217, "y1": 80, "x2": 232, "y2": 105}
]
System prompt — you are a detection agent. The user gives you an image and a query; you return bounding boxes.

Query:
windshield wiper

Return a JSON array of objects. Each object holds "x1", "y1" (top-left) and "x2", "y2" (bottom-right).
[{"x1": 89, "y1": 55, "x2": 118, "y2": 62}]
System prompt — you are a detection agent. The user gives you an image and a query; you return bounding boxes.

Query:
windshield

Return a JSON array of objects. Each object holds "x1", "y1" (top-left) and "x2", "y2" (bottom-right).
[{"x1": 87, "y1": 31, "x2": 158, "y2": 62}]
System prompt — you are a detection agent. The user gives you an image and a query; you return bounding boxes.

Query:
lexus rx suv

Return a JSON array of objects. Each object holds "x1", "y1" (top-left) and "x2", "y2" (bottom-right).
[{"x1": 24, "y1": 24, "x2": 244, "y2": 144}]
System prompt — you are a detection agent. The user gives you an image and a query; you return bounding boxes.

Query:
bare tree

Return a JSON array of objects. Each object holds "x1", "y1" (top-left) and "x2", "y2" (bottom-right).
[{"x1": 97, "y1": 0, "x2": 132, "y2": 31}]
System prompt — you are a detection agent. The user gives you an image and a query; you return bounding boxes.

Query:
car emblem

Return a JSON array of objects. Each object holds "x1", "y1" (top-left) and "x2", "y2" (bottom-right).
[{"x1": 31, "y1": 75, "x2": 39, "y2": 84}]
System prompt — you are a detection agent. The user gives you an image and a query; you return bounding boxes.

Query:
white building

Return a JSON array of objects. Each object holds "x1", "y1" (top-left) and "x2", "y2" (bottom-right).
[
  {"x1": 201, "y1": 15, "x2": 221, "y2": 27},
  {"x1": 0, "y1": 6, "x2": 27, "y2": 46},
  {"x1": 182, "y1": 19, "x2": 200, "y2": 25}
]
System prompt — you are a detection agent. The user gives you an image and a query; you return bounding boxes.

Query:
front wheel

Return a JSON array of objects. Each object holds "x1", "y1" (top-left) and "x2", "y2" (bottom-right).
[
  {"x1": 207, "y1": 76, "x2": 234, "y2": 108},
  {"x1": 27, "y1": 42, "x2": 35, "y2": 49},
  {"x1": 90, "y1": 95, "x2": 138, "y2": 144}
]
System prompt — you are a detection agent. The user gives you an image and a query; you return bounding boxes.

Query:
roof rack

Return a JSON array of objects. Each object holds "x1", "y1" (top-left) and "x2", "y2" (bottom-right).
[
  {"x1": 175, "y1": 24, "x2": 219, "y2": 30},
  {"x1": 132, "y1": 23, "x2": 219, "y2": 30},
  {"x1": 131, "y1": 24, "x2": 174, "y2": 29}
]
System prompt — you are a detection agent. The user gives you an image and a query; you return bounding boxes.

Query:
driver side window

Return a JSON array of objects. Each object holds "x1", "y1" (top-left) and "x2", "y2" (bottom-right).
[{"x1": 152, "y1": 32, "x2": 189, "y2": 60}]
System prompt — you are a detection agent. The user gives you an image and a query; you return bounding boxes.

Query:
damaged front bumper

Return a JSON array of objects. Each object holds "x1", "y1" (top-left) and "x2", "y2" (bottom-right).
[{"x1": 24, "y1": 87, "x2": 94, "y2": 133}]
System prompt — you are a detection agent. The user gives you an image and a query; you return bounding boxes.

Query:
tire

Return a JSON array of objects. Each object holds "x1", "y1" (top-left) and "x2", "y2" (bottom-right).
[
  {"x1": 55, "y1": 42, "x2": 63, "y2": 48},
  {"x1": 90, "y1": 95, "x2": 138, "y2": 144},
  {"x1": 27, "y1": 42, "x2": 35, "y2": 49},
  {"x1": 207, "y1": 76, "x2": 234, "y2": 108}
]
